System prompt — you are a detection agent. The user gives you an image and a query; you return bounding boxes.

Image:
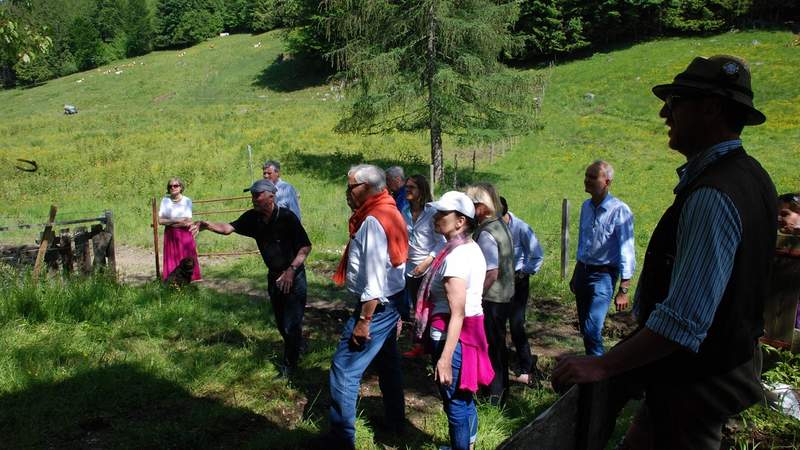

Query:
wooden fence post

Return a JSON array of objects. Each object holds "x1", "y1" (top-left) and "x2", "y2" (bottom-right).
[
  {"x1": 32, "y1": 205, "x2": 58, "y2": 281},
  {"x1": 104, "y1": 210, "x2": 117, "y2": 278},
  {"x1": 561, "y1": 198, "x2": 569, "y2": 279},
  {"x1": 59, "y1": 229, "x2": 74, "y2": 274},
  {"x1": 151, "y1": 197, "x2": 161, "y2": 279}
]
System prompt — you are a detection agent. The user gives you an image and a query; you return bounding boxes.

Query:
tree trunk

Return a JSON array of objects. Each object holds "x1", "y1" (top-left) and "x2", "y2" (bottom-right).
[{"x1": 426, "y1": 1, "x2": 443, "y2": 184}]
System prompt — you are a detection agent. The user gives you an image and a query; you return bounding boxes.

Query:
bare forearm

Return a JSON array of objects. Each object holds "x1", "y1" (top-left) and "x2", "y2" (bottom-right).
[
  {"x1": 483, "y1": 268, "x2": 499, "y2": 291},
  {"x1": 600, "y1": 328, "x2": 680, "y2": 378},
  {"x1": 202, "y1": 221, "x2": 234, "y2": 235},
  {"x1": 360, "y1": 298, "x2": 379, "y2": 316},
  {"x1": 290, "y1": 245, "x2": 311, "y2": 268}
]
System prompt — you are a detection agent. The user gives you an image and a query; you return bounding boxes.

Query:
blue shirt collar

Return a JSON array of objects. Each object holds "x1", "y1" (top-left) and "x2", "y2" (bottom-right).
[
  {"x1": 674, "y1": 139, "x2": 742, "y2": 194},
  {"x1": 591, "y1": 192, "x2": 615, "y2": 211}
]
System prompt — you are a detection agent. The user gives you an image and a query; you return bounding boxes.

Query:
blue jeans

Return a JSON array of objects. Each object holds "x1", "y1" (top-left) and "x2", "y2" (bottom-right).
[
  {"x1": 431, "y1": 336, "x2": 477, "y2": 450},
  {"x1": 329, "y1": 291, "x2": 405, "y2": 446},
  {"x1": 267, "y1": 268, "x2": 307, "y2": 368},
  {"x1": 574, "y1": 263, "x2": 618, "y2": 356}
]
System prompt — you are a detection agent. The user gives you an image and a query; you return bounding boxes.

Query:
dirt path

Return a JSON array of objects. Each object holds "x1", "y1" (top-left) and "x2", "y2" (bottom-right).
[{"x1": 116, "y1": 244, "x2": 636, "y2": 364}]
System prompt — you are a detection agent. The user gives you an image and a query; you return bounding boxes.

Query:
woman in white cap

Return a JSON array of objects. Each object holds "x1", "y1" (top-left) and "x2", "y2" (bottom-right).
[
  {"x1": 413, "y1": 191, "x2": 494, "y2": 450},
  {"x1": 158, "y1": 176, "x2": 201, "y2": 282}
]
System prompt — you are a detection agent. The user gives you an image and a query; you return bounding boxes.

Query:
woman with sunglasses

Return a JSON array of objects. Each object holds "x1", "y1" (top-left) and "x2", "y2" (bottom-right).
[
  {"x1": 413, "y1": 191, "x2": 493, "y2": 450},
  {"x1": 158, "y1": 177, "x2": 201, "y2": 282},
  {"x1": 402, "y1": 174, "x2": 446, "y2": 357}
]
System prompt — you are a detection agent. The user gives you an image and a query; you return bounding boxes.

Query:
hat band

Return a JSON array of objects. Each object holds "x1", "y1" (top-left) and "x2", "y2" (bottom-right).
[{"x1": 675, "y1": 73, "x2": 753, "y2": 97}]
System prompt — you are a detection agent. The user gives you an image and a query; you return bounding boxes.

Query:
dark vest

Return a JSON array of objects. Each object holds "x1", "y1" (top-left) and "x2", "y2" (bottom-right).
[
  {"x1": 636, "y1": 148, "x2": 776, "y2": 378},
  {"x1": 474, "y1": 217, "x2": 515, "y2": 303}
]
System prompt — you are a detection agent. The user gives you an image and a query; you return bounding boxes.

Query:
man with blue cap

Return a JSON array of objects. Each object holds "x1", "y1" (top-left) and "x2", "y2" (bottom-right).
[{"x1": 194, "y1": 179, "x2": 312, "y2": 378}]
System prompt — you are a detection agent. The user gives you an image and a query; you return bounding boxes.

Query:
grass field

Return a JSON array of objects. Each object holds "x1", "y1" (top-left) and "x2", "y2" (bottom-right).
[{"x1": 1, "y1": 27, "x2": 799, "y2": 449}]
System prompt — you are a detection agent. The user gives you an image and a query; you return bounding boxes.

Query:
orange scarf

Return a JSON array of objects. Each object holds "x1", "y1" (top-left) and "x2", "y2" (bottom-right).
[{"x1": 332, "y1": 190, "x2": 409, "y2": 286}]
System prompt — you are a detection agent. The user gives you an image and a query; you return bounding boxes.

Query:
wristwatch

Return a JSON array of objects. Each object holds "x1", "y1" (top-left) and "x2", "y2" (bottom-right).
[
  {"x1": 618, "y1": 286, "x2": 629, "y2": 295},
  {"x1": 359, "y1": 314, "x2": 372, "y2": 322}
]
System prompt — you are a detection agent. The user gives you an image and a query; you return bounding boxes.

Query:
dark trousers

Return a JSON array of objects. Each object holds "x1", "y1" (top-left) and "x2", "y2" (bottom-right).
[
  {"x1": 402, "y1": 274, "x2": 423, "y2": 321},
  {"x1": 267, "y1": 268, "x2": 308, "y2": 368},
  {"x1": 482, "y1": 300, "x2": 511, "y2": 405},
  {"x1": 510, "y1": 273, "x2": 534, "y2": 374}
]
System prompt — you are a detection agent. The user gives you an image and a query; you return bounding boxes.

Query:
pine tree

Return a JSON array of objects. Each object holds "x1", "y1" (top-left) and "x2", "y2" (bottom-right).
[
  {"x1": 124, "y1": 0, "x2": 153, "y2": 57},
  {"x1": 325, "y1": 0, "x2": 539, "y2": 183}
]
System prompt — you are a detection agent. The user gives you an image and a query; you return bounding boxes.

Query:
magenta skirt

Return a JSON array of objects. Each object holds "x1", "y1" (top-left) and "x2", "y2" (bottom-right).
[{"x1": 162, "y1": 226, "x2": 202, "y2": 281}]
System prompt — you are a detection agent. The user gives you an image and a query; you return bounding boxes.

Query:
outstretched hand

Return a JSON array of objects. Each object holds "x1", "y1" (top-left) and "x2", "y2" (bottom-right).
[{"x1": 551, "y1": 354, "x2": 607, "y2": 393}]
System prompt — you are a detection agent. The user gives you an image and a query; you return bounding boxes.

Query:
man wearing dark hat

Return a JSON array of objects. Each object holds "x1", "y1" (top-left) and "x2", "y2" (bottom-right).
[
  {"x1": 553, "y1": 55, "x2": 777, "y2": 449},
  {"x1": 193, "y1": 179, "x2": 312, "y2": 378}
]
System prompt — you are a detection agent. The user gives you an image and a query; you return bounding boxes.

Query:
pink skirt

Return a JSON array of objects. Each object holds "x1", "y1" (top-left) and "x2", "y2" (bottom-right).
[{"x1": 162, "y1": 226, "x2": 201, "y2": 281}]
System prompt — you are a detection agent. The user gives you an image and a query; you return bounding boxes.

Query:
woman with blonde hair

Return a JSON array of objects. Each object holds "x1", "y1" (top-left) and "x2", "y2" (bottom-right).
[
  {"x1": 464, "y1": 182, "x2": 514, "y2": 406},
  {"x1": 159, "y1": 177, "x2": 201, "y2": 282}
]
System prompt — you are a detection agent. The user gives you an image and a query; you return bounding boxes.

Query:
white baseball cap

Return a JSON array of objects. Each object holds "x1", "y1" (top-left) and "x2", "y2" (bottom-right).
[{"x1": 427, "y1": 191, "x2": 475, "y2": 219}]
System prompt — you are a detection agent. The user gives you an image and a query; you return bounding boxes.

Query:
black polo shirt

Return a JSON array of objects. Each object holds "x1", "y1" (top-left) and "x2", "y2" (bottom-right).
[{"x1": 230, "y1": 207, "x2": 311, "y2": 275}]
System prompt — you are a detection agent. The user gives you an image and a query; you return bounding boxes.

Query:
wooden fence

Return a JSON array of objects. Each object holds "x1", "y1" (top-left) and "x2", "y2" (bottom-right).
[{"x1": 0, "y1": 205, "x2": 116, "y2": 280}]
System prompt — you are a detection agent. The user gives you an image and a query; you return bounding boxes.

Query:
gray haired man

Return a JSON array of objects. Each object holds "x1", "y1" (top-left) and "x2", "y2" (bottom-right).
[{"x1": 263, "y1": 160, "x2": 302, "y2": 220}]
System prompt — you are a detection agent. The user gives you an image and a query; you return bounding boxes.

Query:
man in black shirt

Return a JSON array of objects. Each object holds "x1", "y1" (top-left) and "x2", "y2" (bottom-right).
[{"x1": 194, "y1": 179, "x2": 312, "y2": 377}]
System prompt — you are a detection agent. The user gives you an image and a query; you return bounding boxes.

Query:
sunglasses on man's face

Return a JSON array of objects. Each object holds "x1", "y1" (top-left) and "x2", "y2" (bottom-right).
[
  {"x1": 346, "y1": 182, "x2": 366, "y2": 193},
  {"x1": 169, "y1": 184, "x2": 181, "y2": 188}
]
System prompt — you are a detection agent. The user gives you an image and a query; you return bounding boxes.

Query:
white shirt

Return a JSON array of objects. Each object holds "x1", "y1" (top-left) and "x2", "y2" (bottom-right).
[
  {"x1": 430, "y1": 242, "x2": 486, "y2": 318},
  {"x1": 159, "y1": 196, "x2": 192, "y2": 220},
  {"x1": 406, "y1": 205, "x2": 446, "y2": 269},
  {"x1": 346, "y1": 216, "x2": 406, "y2": 303}
]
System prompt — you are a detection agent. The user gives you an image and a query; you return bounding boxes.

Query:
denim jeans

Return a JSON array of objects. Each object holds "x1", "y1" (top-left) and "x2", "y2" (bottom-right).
[
  {"x1": 329, "y1": 291, "x2": 405, "y2": 446},
  {"x1": 267, "y1": 267, "x2": 307, "y2": 368},
  {"x1": 431, "y1": 336, "x2": 477, "y2": 450},
  {"x1": 573, "y1": 263, "x2": 618, "y2": 356}
]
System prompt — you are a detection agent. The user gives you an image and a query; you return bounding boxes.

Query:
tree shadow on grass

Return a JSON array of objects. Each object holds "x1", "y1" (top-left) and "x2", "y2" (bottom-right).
[
  {"x1": 0, "y1": 363, "x2": 314, "y2": 449},
  {"x1": 253, "y1": 54, "x2": 333, "y2": 93}
]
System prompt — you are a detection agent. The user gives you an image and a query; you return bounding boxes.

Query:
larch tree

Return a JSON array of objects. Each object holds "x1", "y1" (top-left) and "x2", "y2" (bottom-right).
[{"x1": 324, "y1": 0, "x2": 538, "y2": 183}]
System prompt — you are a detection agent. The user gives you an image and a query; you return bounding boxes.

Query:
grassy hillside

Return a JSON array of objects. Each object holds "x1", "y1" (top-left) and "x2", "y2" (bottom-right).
[
  {"x1": 1, "y1": 29, "x2": 799, "y2": 449},
  {"x1": 1, "y1": 29, "x2": 798, "y2": 289}
]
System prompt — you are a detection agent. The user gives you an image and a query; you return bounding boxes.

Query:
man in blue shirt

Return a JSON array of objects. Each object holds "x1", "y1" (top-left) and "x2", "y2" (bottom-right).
[
  {"x1": 263, "y1": 160, "x2": 302, "y2": 221},
  {"x1": 570, "y1": 160, "x2": 635, "y2": 356},
  {"x1": 553, "y1": 56, "x2": 776, "y2": 449},
  {"x1": 385, "y1": 166, "x2": 408, "y2": 213},
  {"x1": 500, "y1": 197, "x2": 544, "y2": 385}
]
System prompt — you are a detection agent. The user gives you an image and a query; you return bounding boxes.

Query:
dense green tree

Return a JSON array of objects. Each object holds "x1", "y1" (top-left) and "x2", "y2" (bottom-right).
[
  {"x1": 0, "y1": 2, "x2": 53, "y2": 86},
  {"x1": 68, "y1": 15, "x2": 105, "y2": 70},
  {"x1": 154, "y1": 0, "x2": 224, "y2": 48},
  {"x1": 516, "y1": 0, "x2": 588, "y2": 57},
  {"x1": 326, "y1": 0, "x2": 537, "y2": 182},
  {"x1": 251, "y1": 0, "x2": 307, "y2": 31},
  {"x1": 124, "y1": 0, "x2": 153, "y2": 56}
]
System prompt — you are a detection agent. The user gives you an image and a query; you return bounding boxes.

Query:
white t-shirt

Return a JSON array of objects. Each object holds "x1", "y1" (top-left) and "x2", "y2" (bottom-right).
[
  {"x1": 159, "y1": 196, "x2": 193, "y2": 220},
  {"x1": 430, "y1": 241, "x2": 486, "y2": 318}
]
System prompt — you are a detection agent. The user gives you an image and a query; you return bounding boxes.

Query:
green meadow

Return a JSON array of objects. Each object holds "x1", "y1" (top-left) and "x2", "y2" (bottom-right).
[{"x1": 1, "y1": 28, "x2": 799, "y2": 449}]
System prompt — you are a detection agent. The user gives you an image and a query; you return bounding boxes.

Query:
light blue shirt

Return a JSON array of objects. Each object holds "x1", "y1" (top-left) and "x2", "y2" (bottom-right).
[
  {"x1": 576, "y1": 193, "x2": 635, "y2": 279},
  {"x1": 640, "y1": 140, "x2": 743, "y2": 352},
  {"x1": 507, "y1": 212, "x2": 543, "y2": 274},
  {"x1": 276, "y1": 179, "x2": 301, "y2": 221}
]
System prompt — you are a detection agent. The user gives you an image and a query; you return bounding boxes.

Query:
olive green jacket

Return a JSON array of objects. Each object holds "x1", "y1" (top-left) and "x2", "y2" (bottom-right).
[{"x1": 474, "y1": 217, "x2": 515, "y2": 303}]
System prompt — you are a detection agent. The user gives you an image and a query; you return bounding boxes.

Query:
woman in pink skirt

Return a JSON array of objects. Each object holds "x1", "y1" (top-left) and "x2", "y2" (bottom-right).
[{"x1": 159, "y1": 177, "x2": 201, "y2": 282}]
